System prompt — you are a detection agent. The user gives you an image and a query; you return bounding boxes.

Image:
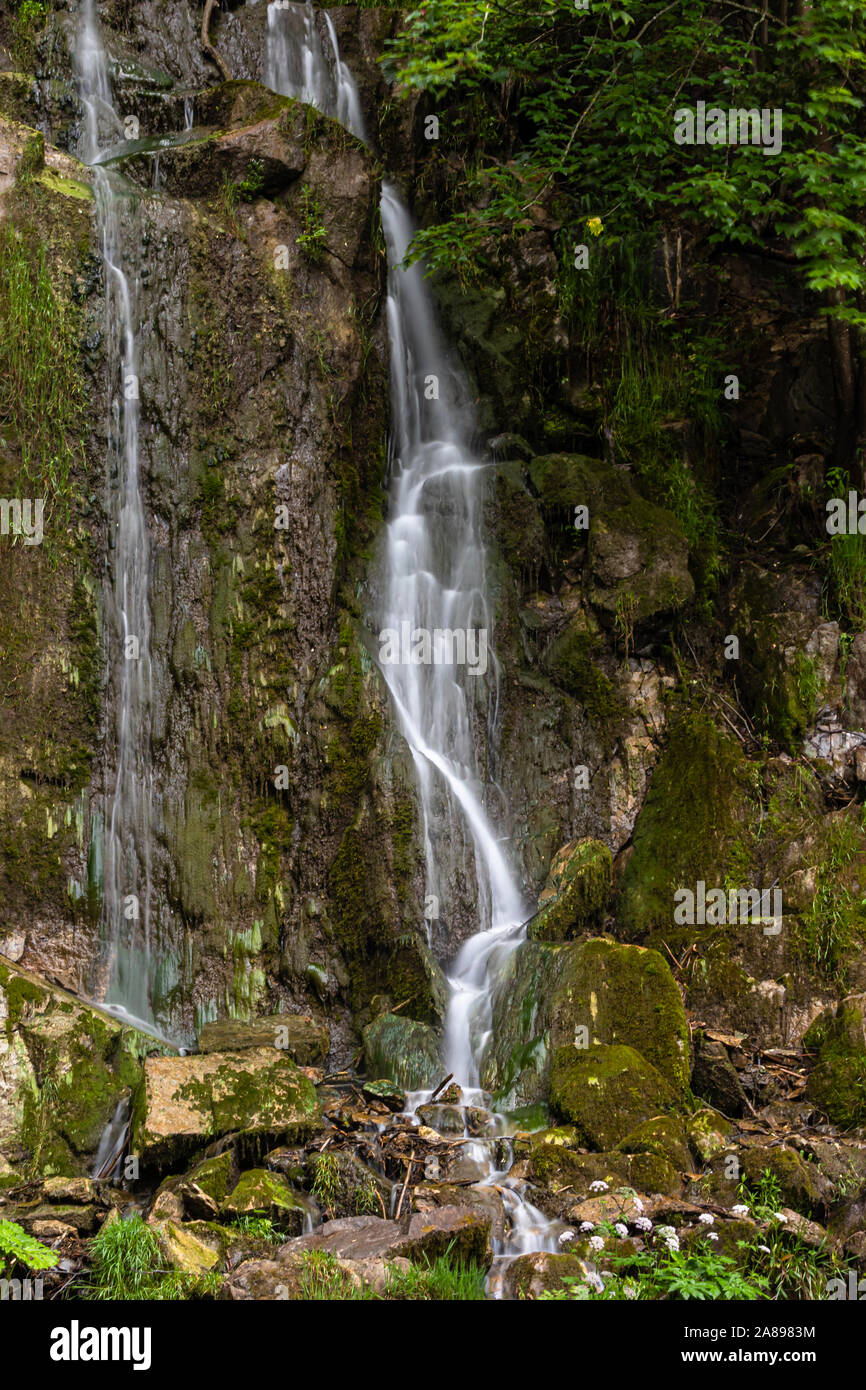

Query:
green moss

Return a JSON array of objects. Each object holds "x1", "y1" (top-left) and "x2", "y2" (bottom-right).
[
  {"x1": 617, "y1": 709, "x2": 757, "y2": 940},
  {"x1": 549, "y1": 1042, "x2": 678, "y2": 1149},
  {"x1": 526, "y1": 839, "x2": 612, "y2": 942},
  {"x1": 543, "y1": 629, "x2": 625, "y2": 743}
]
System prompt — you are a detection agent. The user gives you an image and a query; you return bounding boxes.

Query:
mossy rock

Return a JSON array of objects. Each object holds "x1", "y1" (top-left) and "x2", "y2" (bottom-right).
[
  {"x1": 617, "y1": 710, "x2": 757, "y2": 941},
  {"x1": 526, "y1": 838, "x2": 612, "y2": 942},
  {"x1": 588, "y1": 495, "x2": 694, "y2": 624},
  {"x1": 362, "y1": 1013, "x2": 442, "y2": 1091},
  {"x1": 177, "y1": 1152, "x2": 236, "y2": 1219},
  {"x1": 741, "y1": 1147, "x2": 828, "y2": 1219},
  {"x1": 0, "y1": 959, "x2": 165, "y2": 1175},
  {"x1": 220, "y1": 1168, "x2": 309, "y2": 1233},
  {"x1": 504, "y1": 1251, "x2": 592, "y2": 1300},
  {"x1": 155, "y1": 1219, "x2": 221, "y2": 1276},
  {"x1": 805, "y1": 994, "x2": 866, "y2": 1129},
  {"x1": 527, "y1": 1130, "x2": 680, "y2": 1196},
  {"x1": 133, "y1": 1049, "x2": 321, "y2": 1171},
  {"x1": 686, "y1": 1107, "x2": 732, "y2": 1164},
  {"x1": 549, "y1": 1043, "x2": 678, "y2": 1149},
  {"x1": 481, "y1": 936, "x2": 690, "y2": 1109},
  {"x1": 616, "y1": 1115, "x2": 691, "y2": 1172}
]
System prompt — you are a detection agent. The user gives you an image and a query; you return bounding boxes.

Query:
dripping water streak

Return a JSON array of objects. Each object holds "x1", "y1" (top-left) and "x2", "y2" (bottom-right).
[{"x1": 75, "y1": 0, "x2": 155, "y2": 1026}]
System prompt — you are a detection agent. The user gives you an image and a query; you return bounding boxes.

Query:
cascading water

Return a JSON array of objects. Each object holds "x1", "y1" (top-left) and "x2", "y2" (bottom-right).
[
  {"x1": 260, "y1": 1, "x2": 561, "y2": 1282},
  {"x1": 75, "y1": 1, "x2": 157, "y2": 1031}
]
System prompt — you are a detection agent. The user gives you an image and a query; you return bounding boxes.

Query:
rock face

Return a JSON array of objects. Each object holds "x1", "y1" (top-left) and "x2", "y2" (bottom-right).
[
  {"x1": 0, "y1": 959, "x2": 162, "y2": 1175},
  {"x1": 805, "y1": 994, "x2": 866, "y2": 1128},
  {"x1": 133, "y1": 1049, "x2": 321, "y2": 1169}
]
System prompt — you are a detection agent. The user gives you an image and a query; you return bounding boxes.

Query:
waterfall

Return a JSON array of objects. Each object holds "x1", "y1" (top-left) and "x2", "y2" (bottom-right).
[
  {"x1": 75, "y1": 0, "x2": 156, "y2": 1030},
  {"x1": 260, "y1": 0, "x2": 526, "y2": 1093}
]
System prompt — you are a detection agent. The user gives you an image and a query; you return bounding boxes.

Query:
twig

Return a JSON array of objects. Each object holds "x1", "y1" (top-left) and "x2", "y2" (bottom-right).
[
  {"x1": 430, "y1": 1072, "x2": 454, "y2": 1102},
  {"x1": 395, "y1": 1153, "x2": 415, "y2": 1220}
]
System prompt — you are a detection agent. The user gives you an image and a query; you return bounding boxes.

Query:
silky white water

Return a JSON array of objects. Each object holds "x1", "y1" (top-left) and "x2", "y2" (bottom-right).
[
  {"x1": 260, "y1": 1, "x2": 559, "y2": 1280},
  {"x1": 75, "y1": 1, "x2": 156, "y2": 1027}
]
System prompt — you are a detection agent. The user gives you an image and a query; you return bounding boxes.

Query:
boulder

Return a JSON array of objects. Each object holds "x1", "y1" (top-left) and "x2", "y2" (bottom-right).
[
  {"x1": 362, "y1": 1013, "x2": 442, "y2": 1091},
  {"x1": 549, "y1": 1043, "x2": 677, "y2": 1149},
  {"x1": 361, "y1": 1080, "x2": 406, "y2": 1112},
  {"x1": 132, "y1": 1048, "x2": 320, "y2": 1170},
  {"x1": 0, "y1": 959, "x2": 163, "y2": 1176},
  {"x1": 482, "y1": 937, "x2": 690, "y2": 1109},
  {"x1": 806, "y1": 994, "x2": 866, "y2": 1128},
  {"x1": 176, "y1": 1152, "x2": 236, "y2": 1220},
  {"x1": 155, "y1": 1220, "x2": 221, "y2": 1277},
  {"x1": 198, "y1": 1014, "x2": 329, "y2": 1066},
  {"x1": 526, "y1": 838, "x2": 612, "y2": 943},
  {"x1": 691, "y1": 1035, "x2": 749, "y2": 1117},
  {"x1": 501, "y1": 1251, "x2": 592, "y2": 1301},
  {"x1": 616, "y1": 1115, "x2": 692, "y2": 1173}
]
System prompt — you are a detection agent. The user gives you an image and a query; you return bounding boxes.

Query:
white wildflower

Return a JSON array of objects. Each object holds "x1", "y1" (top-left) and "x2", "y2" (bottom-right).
[
  {"x1": 731, "y1": 1204, "x2": 749, "y2": 1216},
  {"x1": 579, "y1": 1221, "x2": 595, "y2": 1233},
  {"x1": 698, "y1": 1213, "x2": 714, "y2": 1225},
  {"x1": 706, "y1": 1232, "x2": 719, "y2": 1242},
  {"x1": 634, "y1": 1217, "x2": 652, "y2": 1232},
  {"x1": 774, "y1": 1212, "x2": 788, "y2": 1223},
  {"x1": 589, "y1": 1235, "x2": 605, "y2": 1252},
  {"x1": 589, "y1": 1180, "x2": 609, "y2": 1193},
  {"x1": 558, "y1": 1229, "x2": 575, "y2": 1245}
]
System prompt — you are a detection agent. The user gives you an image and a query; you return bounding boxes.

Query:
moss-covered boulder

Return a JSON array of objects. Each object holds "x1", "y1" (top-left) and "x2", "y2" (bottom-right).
[
  {"x1": 176, "y1": 1152, "x2": 236, "y2": 1220},
  {"x1": 155, "y1": 1220, "x2": 221, "y2": 1276},
  {"x1": 362, "y1": 1013, "x2": 442, "y2": 1091},
  {"x1": 481, "y1": 937, "x2": 690, "y2": 1109},
  {"x1": 741, "y1": 1146, "x2": 829, "y2": 1220},
  {"x1": 616, "y1": 1115, "x2": 692, "y2": 1173},
  {"x1": 686, "y1": 1108, "x2": 732, "y2": 1164},
  {"x1": 549, "y1": 1043, "x2": 677, "y2": 1149},
  {"x1": 805, "y1": 993, "x2": 866, "y2": 1128},
  {"x1": 503, "y1": 1251, "x2": 593, "y2": 1300},
  {"x1": 588, "y1": 496, "x2": 694, "y2": 624},
  {"x1": 133, "y1": 1048, "x2": 320, "y2": 1171},
  {"x1": 0, "y1": 959, "x2": 164, "y2": 1175},
  {"x1": 220, "y1": 1168, "x2": 310, "y2": 1233},
  {"x1": 617, "y1": 710, "x2": 757, "y2": 940},
  {"x1": 525, "y1": 1127, "x2": 680, "y2": 1198},
  {"x1": 198, "y1": 1014, "x2": 329, "y2": 1066},
  {"x1": 526, "y1": 838, "x2": 612, "y2": 942}
]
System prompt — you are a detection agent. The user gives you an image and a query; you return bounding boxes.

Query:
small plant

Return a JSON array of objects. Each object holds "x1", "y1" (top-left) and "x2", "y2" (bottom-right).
[
  {"x1": 310, "y1": 1151, "x2": 341, "y2": 1217},
  {"x1": 228, "y1": 1215, "x2": 283, "y2": 1245},
  {"x1": 383, "y1": 1251, "x2": 487, "y2": 1301},
  {"x1": 541, "y1": 1236, "x2": 768, "y2": 1301},
  {"x1": 80, "y1": 1214, "x2": 163, "y2": 1300},
  {"x1": 352, "y1": 1175, "x2": 381, "y2": 1216},
  {"x1": 236, "y1": 158, "x2": 265, "y2": 202},
  {"x1": 296, "y1": 185, "x2": 327, "y2": 264},
  {"x1": 0, "y1": 1219, "x2": 59, "y2": 1278}
]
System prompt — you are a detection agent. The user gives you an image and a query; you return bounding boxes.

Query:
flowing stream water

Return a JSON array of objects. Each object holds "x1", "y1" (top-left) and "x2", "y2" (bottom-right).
[
  {"x1": 259, "y1": 0, "x2": 561, "y2": 1282},
  {"x1": 75, "y1": 1, "x2": 157, "y2": 1032}
]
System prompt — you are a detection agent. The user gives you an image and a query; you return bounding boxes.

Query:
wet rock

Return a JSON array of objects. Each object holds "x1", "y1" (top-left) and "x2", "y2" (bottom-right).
[
  {"x1": 415, "y1": 1103, "x2": 464, "y2": 1135},
  {"x1": 362, "y1": 1013, "x2": 443, "y2": 1091},
  {"x1": 412, "y1": 1182, "x2": 507, "y2": 1243},
  {"x1": 526, "y1": 1129, "x2": 680, "y2": 1204},
  {"x1": 361, "y1": 1080, "x2": 406, "y2": 1112},
  {"x1": 0, "y1": 958, "x2": 162, "y2": 1176},
  {"x1": 526, "y1": 838, "x2": 612, "y2": 942},
  {"x1": 198, "y1": 1014, "x2": 329, "y2": 1066},
  {"x1": 220, "y1": 1168, "x2": 310, "y2": 1233},
  {"x1": 133, "y1": 1048, "x2": 321, "y2": 1170},
  {"x1": 482, "y1": 936, "x2": 690, "y2": 1110},
  {"x1": 549, "y1": 1042, "x2": 677, "y2": 1149},
  {"x1": 11, "y1": 1203, "x2": 99, "y2": 1235}
]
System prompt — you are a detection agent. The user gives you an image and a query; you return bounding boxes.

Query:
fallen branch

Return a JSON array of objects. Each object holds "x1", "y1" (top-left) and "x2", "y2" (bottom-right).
[
  {"x1": 430, "y1": 1072, "x2": 454, "y2": 1102},
  {"x1": 201, "y1": 0, "x2": 231, "y2": 82}
]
